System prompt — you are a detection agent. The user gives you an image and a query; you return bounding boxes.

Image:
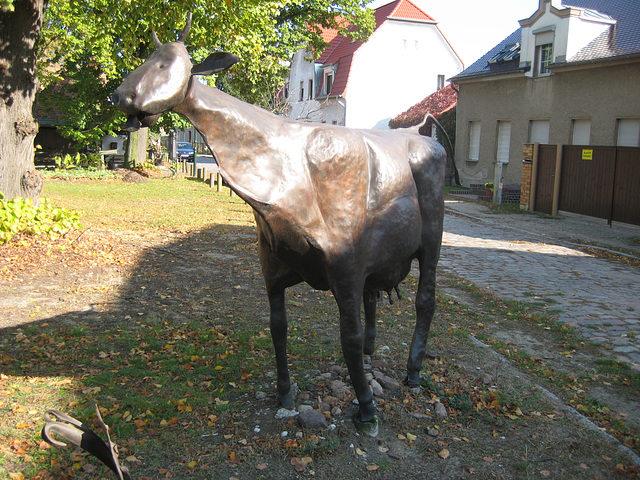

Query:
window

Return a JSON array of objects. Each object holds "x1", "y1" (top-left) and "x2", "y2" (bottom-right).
[
  {"x1": 496, "y1": 121, "x2": 512, "y2": 164},
  {"x1": 617, "y1": 118, "x2": 640, "y2": 147},
  {"x1": 299, "y1": 81, "x2": 304, "y2": 101},
  {"x1": 437, "y1": 75, "x2": 445, "y2": 90},
  {"x1": 308, "y1": 79, "x2": 313, "y2": 100},
  {"x1": 571, "y1": 119, "x2": 591, "y2": 145},
  {"x1": 109, "y1": 142, "x2": 118, "y2": 150},
  {"x1": 324, "y1": 72, "x2": 333, "y2": 96},
  {"x1": 535, "y1": 43, "x2": 553, "y2": 76},
  {"x1": 468, "y1": 121, "x2": 481, "y2": 161},
  {"x1": 529, "y1": 120, "x2": 550, "y2": 144}
]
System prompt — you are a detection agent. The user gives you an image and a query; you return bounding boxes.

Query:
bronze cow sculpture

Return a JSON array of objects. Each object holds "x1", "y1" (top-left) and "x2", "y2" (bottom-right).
[{"x1": 113, "y1": 15, "x2": 448, "y2": 436}]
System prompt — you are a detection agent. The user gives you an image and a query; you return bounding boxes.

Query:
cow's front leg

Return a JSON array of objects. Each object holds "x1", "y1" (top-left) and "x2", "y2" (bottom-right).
[
  {"x1": 363, "y1": 291, "x2": 377, "y2": 356},
  {"x1": 268, "y1": 288, "x2": 293, "y2": 409},
  {"x1": 335, "y1": 288, "x2": 377, "y2": 436}
]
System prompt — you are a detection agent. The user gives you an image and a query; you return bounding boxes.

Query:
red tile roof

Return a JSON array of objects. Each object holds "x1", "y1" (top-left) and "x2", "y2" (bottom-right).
[{"x1": 317, "y1": 0, "x2": 435, "y2": 97}]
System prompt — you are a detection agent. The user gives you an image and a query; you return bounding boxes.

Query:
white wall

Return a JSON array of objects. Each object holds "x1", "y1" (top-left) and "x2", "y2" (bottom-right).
[{"x1": 345, "y1": 19, "x2": 462, "y2": 129}]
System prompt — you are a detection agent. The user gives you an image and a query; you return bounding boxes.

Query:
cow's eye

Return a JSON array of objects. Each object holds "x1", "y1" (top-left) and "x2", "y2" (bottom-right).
[{"x1": 158, "y1": 64, "x2": 166, "y2": 69}]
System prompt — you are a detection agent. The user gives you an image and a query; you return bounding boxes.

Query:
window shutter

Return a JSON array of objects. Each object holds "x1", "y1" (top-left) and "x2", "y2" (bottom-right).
[
  {"x1": 571, "y1": 119, "x2": 591, "y2": 145},
  {"x1": 468, "y1": 122, "x2": 481, "y2": 161},
  {"x1": 496, "y1": 121, "x2": 512, "y2": 164},
  {"x1": 530, "y1": 120, "x2": 550, "y2": 144},
  {"x1": 617, "y1": 119, "x2": 640, "y2": 147}
]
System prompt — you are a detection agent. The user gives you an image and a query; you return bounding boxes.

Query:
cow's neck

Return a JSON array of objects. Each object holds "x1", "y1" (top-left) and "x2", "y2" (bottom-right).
[{"x1": 173, "y1": 78, "x2": 281, "y2": 206}]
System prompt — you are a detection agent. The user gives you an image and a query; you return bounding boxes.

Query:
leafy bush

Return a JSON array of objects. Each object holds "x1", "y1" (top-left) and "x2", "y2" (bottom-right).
[
  {"x1": 0, "y1": 193, "x2": 82, "y2": 244},
  {"x1": 55, "y1": 152, "x2": 104, "y2": 170}
]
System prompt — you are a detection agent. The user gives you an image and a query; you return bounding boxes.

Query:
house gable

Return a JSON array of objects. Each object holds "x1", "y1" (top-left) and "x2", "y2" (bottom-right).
[{"x1": 316, "y1": 0, "x2": 436, "y2": 98}]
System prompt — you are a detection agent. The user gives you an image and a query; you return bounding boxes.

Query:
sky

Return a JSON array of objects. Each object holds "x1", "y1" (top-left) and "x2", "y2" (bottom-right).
[{"x1": 369, "y1": 0, "x2": 540, "y2": 67}]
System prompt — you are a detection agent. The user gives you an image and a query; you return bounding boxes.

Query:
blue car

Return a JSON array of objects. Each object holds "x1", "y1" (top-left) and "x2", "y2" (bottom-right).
[{"x1": 177, "y1": 141, "x2": 194, "y2": 161}]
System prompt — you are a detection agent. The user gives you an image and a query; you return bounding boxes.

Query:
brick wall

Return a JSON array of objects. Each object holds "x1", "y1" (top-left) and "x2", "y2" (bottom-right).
[{"x1": 521, "y1": 144, "x2": 534, "y2": 209}]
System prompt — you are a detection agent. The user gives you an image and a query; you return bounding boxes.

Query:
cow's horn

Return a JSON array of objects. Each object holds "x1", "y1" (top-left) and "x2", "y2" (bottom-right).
[
  {"x1": 152, "y1": 31, "x2": 162, "y2": 48},
  {"x1": 178, "y1": 13, "x2": 192, "y2": 43}
]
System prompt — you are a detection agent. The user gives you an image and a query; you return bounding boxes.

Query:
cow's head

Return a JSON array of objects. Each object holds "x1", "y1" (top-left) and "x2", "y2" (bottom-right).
[{"x1": 112, "y1": 13, "x2": 240, "y2": 132}]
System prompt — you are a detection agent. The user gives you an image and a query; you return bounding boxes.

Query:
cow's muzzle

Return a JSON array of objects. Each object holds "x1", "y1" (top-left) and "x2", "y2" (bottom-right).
[{"x1": 123, "y1": 113, "x2": 161, "y2": 132}]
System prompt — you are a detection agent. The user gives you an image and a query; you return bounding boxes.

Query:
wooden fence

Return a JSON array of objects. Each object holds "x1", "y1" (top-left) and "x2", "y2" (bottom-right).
[{"x1": 522, "y1": 144, "x2": 640, "y2": 226}]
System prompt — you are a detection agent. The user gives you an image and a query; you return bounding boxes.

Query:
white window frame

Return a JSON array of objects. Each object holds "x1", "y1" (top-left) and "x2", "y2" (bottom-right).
[
  {"x1": 437, "y1": 74, "x2": 445, "y2": 90},
  {"x1": 323, "y1": 70, "x2": 334, "y2": 96},
  {"x1": 535, "y1": 43, "x2": 553, "y2": 76},
  {"x1": 468, "y1": 121, "x2": 481, "y2": 162},
  {"x1": 496, "y1": 121, "x2": 512, "y2": 164},
  {"x1": 617, "y1": 118, "x2": 640, "y2": 147}
]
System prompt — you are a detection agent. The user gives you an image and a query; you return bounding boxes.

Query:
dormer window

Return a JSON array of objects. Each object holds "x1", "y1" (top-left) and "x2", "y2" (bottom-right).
[
  {"x1": 536, "y1": 43, "x2": 553, "y2": 75},
  {"x1": 533, "y1": 26, "x2": 555, "y2": 76},
  {"x1": 324, "y1": 70, "x2": 334, "y2": 96}
]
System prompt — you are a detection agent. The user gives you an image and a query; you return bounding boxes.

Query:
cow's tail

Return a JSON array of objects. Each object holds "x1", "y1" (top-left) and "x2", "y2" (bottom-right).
[{"x1": 416, "y1": 113, "x2": 460, "y2": 186}]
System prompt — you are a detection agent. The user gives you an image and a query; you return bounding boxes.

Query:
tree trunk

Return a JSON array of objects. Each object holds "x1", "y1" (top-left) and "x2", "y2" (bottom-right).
[
  {"x1": 0, "y1": 0, "x2": 48, "y2": 202},
  {"x1": 124, "y1": 128, "x2": 149, "y2": 168}
]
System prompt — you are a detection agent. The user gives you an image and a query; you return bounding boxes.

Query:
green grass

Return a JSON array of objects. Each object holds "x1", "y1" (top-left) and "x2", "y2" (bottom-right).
[
  {"x1": 43, "y1": 176, "x2": 254, "y2": 232},
  {"x1": 3, "y1": 176, "x2": 639, "y2": 478}
]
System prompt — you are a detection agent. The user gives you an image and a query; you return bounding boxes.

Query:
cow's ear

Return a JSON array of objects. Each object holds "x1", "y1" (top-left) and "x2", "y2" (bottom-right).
[{"x1": 192, "y1": 52, "x2": 241, "y2": 76}]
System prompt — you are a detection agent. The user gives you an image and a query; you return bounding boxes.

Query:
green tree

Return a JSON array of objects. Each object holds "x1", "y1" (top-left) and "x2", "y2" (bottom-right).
[{"x1": 38, "y1": 0, "x2": 375, "y2": 148}]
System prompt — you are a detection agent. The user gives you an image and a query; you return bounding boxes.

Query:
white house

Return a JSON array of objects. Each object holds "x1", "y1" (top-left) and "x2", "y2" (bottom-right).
[{"x1": 286, "y1": 0, "x2": 463, "y2": 129}]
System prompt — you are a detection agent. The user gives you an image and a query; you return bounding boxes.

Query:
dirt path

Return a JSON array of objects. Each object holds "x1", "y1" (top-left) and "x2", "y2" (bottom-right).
[{"x1": 2, "y1": 223, "x2": 639, "y2": 479}]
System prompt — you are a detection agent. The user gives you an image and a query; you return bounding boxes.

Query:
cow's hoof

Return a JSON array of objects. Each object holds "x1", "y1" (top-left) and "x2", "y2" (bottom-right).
[
  {"x1": 353, "y1": 415, "x2": 379, "y2": 437},
  {"x1": 403, "y1": 373, "x2": 422, "y2": 389},
  {"x1": 277, "y1": 393, "x2": 294, "y2": 410}
]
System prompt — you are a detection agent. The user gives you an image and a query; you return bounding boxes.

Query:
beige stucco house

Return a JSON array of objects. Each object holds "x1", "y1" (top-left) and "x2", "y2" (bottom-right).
[{"x1": 450, "y1": 0, "x2": 640, "y2": 188}]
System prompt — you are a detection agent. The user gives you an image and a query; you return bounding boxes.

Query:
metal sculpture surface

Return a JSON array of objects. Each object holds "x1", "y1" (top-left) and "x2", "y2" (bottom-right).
[{"x1": 113, "y1": 15, "x2": 448, "y2": 436}]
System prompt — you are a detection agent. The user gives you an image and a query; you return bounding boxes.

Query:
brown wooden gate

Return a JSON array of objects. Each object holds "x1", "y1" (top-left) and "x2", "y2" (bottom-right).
[
  {"x1": 533, "y1": 145, "x2": 640, "y2": 226},
  {"x1": 613, "y1": 147, "x2": 640, "y2": 225},
  {"x1": 534, "y1": 145, "x2": 557, "y2": 215}
]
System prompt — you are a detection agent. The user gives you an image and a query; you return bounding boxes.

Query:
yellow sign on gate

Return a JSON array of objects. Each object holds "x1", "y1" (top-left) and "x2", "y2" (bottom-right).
[{"x1": 582, "y1": 149, "x2": 593, "y2": 160}]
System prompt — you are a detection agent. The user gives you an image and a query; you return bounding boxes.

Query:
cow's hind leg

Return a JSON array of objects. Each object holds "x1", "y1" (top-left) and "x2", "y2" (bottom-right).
[
  {"x1": 405, "y1": 257, "x2": 437, "y2": 387},
  {"x1": 334, "y1": 286, "x2": 377, "y2": 436},
  {"x1": 268, "y1": 288, "x2": 294, "y2": 409}
]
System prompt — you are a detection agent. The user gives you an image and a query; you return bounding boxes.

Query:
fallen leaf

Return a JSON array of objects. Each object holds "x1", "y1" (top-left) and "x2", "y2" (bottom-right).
[
  {"x1": 8, "y1": 473, "x2": 25, "y2": 480},
  {"x1": 366, "y1": 465, "x2": 379, "y2": 471},
  {"x1": 483, "y1": 456, "x2": 494, "y2": 462},
  {"x1": 356, "y1": 448, "x2": 366, "y2": 456},
  {"x1": 540, "y1": 470, "x2": 551, "y2": 477},
  {"x1": 188, "y1": 461, "x2": 197, "y2": 468},
  {"x1": 406, "y1": 432, "x2": 417, "y2": 441},
  {"x1": 439, "y1": 449, "x2": 450, "y2": 459},
  {"x1": 256, "y1": 463, "x2": 268, "y2": 470},
  {"x1": 291, "y1": 456, "x2": 312, "y2": 472}
]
